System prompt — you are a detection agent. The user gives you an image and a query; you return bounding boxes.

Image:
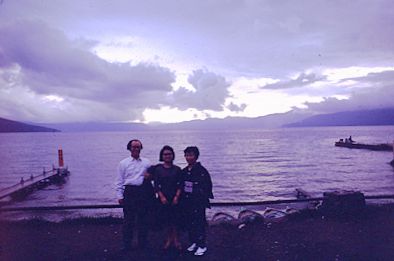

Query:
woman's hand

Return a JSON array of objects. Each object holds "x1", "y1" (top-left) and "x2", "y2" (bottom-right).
[
  {"x1": 160, "y1": 195, "x2": 168, "y2": 205},
  {"x1": 172, "y1": 196, "x2": 179, "y2": 205}
]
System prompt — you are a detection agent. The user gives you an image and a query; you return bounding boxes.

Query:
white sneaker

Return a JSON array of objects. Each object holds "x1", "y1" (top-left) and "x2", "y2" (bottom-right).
[
  {"x1": 187, "y1": 243, "x2": 197, "y2": 252},
  {"x1": 194, "y1": 247, "x2": 207, "y2": 256}
]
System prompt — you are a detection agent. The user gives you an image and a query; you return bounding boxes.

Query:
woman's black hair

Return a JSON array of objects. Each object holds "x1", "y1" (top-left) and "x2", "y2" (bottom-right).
[
  {"x1": 183, "y1": 146, "x2": 200, "y2": 159},
  {"x1": 159, "y1": 145, "x2": 175, "y2": 161},
  {"x1": 127, "y1": 139, "x2": 143, "y2": 151}
]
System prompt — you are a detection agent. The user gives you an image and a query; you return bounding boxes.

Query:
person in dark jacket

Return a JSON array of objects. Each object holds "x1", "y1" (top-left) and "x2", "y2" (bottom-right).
[
  {"x1": 181, "y1": 146, "x2": 213, "y2": 256},
  {"x1": 147, "y1": 145, "x2": 183, "y2": 250}
]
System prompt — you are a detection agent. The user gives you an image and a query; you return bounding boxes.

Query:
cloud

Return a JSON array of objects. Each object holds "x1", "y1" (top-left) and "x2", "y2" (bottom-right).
[
  {"x1": 226, "y1": 102, "x2": 247, "y2": 112},
  {"x1": 263, "y1": 73, "x2": 326, "y2": 90},
  {"x1": 3, "y1": 1, "x2": 394, "y2": 78},
  {"x1": 304, "y1": 70, "x2": 394, "y2": 113},
  {"x1": 341, "y1": 70, "x2": 394, "y2": 85},
  {"x1": 170, "y1": 69, "x2": 231, "y2": 111},
  {"x1": 0, "y1": 19, "x2": 238, "y2": 122},
  {"x1": 1, "y1": 1, "x2": 394, "y2": 123},
  {"x1": 0, "y1": 20, "x2": 176, "y2": 122}
]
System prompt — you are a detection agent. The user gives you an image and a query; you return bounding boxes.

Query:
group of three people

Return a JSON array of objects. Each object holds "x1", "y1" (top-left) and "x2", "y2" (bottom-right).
[{"x1": 115, "y1": 139, "x2": 214, "y2": 256}]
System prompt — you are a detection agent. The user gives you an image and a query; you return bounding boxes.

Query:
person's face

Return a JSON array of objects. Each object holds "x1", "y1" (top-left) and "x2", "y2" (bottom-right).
[
  {"x1": 130, "y1": 141, "x2": 142, "y2": 158},
  {"x1": 184, "y1": 152, "x2": 197, "y2": 165},
  {"x1": 162, "y1": 149, "x2": 174, "y2": 164}
]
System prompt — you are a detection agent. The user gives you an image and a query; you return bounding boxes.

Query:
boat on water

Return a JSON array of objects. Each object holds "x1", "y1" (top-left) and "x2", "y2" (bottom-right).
[{"x1": 335, "y1": 139, "x2": 393, "y2": 151}]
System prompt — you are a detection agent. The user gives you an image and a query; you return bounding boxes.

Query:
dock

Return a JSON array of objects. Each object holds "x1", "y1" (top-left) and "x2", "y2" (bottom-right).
[
  {"x1": 0, "y1": 148, "x2": 70, "y2": 201},
  {"x1": 0, "y1": 167, "x2": 70, "y2": 201}
]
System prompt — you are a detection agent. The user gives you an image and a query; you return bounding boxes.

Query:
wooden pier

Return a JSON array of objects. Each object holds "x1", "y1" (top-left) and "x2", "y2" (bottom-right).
[
  {"x1": 0, "y1": 149, "x2": 70, "y2": 201},
  {"x1": 0, "y1": 167, "x2": 70, "y2": 201}
]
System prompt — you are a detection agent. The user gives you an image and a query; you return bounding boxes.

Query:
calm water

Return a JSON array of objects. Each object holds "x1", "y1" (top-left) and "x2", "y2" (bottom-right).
[{"x1": 1, "y1": 126, "x2": 394, "y2": 220}]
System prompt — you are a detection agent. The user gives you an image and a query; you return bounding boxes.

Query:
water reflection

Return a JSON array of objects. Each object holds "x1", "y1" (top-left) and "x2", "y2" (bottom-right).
[{"x1": 0, "y1": 126, "x2": 394, "y2": 220}]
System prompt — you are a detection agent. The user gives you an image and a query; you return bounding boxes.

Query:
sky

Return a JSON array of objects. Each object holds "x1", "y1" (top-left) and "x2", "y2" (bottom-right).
[{"x1": 0, "y1": 0, "x2": 394, "y2": 124}]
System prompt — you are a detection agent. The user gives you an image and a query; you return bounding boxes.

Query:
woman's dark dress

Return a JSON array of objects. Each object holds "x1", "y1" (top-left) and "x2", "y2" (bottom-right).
[{"x1": 148, "y1": 164, "x2": 183, "y2": 227}]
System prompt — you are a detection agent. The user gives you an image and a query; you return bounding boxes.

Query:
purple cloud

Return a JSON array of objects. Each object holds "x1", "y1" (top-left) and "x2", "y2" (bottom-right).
[
  {"x1": 0, "y1": 20, "x2": 177, "y2": 121},
  {"x1": 304, "y1": 70, "x2": 394, "y2": 113},
  {"x1": 171, "y1": 69, "x2": 231, "y2": 111},
  {"x1": 263, "y1": 73, "x2": 326, "y2": 90}
]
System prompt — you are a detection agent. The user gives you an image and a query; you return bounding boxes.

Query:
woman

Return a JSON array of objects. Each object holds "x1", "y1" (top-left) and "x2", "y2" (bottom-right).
[
  {"x1": 148, "y1": 145, "x2": 183, "y2": 250},
  {"x1": 181, "y1": 146, "x2": 213, "y2": 256}
]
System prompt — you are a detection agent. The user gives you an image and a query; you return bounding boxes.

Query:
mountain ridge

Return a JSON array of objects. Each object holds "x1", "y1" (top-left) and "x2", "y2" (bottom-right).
[
  {"x1": 0, "y1": 117, "x2": 59, "y2": 133},
  {"x1": 1, "y1": 107, "x2": 394, "y2": 132},
  {"x1": 284, "y1": 108, "x2": 394, "y2": 127}
]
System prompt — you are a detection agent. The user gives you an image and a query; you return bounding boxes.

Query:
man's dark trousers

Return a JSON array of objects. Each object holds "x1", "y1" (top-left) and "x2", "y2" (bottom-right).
[{"x1": 122, "y1": 182, "x2": 154, "y2": 249}]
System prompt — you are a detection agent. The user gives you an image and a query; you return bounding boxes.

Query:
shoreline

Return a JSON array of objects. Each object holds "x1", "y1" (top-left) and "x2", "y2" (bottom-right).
[{"x1": 1, "y1": 203, "x2": 394, "y2": 260}]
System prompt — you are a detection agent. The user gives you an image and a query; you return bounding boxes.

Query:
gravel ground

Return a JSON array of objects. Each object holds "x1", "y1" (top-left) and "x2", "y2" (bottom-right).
[{"x1": 0, "y1": 204, "x2": 394, "y2": 261}]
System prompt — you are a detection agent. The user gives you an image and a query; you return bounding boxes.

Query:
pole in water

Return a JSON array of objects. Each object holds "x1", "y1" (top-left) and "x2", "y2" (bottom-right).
[{"x1": 58, "y1": 148, "x2": 64, "y2": 168}]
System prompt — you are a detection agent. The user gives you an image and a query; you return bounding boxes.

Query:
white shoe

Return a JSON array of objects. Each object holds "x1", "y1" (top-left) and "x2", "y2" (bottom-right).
[
  {"x1": 194, "y1": 247, "x2": 207, "y2": 256},
  {"x1": 187, "y1": 243, "x2": 197, "y2": 252}
]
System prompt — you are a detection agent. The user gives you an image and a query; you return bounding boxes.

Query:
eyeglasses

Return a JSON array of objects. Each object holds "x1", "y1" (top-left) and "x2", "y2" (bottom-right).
[{"x1": 163, "y1": 153, "x2": 173, "y2": 156}]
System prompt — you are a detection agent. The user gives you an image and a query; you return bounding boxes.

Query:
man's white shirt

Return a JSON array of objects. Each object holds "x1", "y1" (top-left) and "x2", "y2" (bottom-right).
[{"x1": 115, "y1": 156, "x2": 151, "y2": 199}]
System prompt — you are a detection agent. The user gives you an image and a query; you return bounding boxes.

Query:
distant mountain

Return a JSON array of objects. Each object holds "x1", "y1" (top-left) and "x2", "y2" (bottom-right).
[
  {"x1": 40, "y1": 122, "x2": 150, "y2": 132},
  {"x1": 154, "y1": 110, "x2": 312, "y2": 130},
  {"x1": 0, "y1": 117, "x2": 59, "y2": 132},
  {"x1": 9, "y1": 107, "x2": 391, "y2": 133},
  {"x1": 284, "y1": 108, "x2": 394, "y2": 127},
  {"x1": 35, "y1": 110, "x2": 311, "y2": 132}
]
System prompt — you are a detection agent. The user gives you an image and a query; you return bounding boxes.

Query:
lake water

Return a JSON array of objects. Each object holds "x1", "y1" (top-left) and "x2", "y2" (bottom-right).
[{"x1": 1, "y1": 126, "x2": 394, "y2": 220}]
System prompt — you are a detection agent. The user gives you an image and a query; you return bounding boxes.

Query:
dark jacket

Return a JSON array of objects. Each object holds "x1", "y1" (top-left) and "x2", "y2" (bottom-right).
[{"x1": 181, "y1": 162, "x2": 214, "y2": 208}]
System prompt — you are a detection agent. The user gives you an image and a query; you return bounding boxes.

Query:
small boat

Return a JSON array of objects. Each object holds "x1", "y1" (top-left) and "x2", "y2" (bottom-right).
[
  {"x1": 335, "y1": 139, "x2": 393, "y2": 151},
  {"x1": 262, "y1": 208, "x2": 288, "y2": 223},
  {"x1": 238, "y1": 209, "x2": 264, "y2": 224},
  {"x1": 211, "y1": 212, "x2": 236, "y2": 225}
]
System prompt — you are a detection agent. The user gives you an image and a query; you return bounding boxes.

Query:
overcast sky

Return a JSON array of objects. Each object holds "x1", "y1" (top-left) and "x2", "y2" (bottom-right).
[{"x1": 1, "y1": 0, "x2": 393, "y2": 123}]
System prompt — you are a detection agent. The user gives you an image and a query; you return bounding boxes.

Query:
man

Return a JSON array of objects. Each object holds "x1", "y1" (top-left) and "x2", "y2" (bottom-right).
[{"x1": 115, "y1": 139, "x2": 154, "y2": 251}]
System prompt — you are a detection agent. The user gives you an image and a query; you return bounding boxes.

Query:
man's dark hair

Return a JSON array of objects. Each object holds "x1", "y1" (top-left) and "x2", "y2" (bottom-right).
[
  {"x1": 183, "y1": 146, "x2": 200, "y2": 159},
  {"x1": 159, "y1": 145, "x2": 175, "y2": 161},
  {"x1": 126, "y1": 139, "x2": 143, "y2": 151}
]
